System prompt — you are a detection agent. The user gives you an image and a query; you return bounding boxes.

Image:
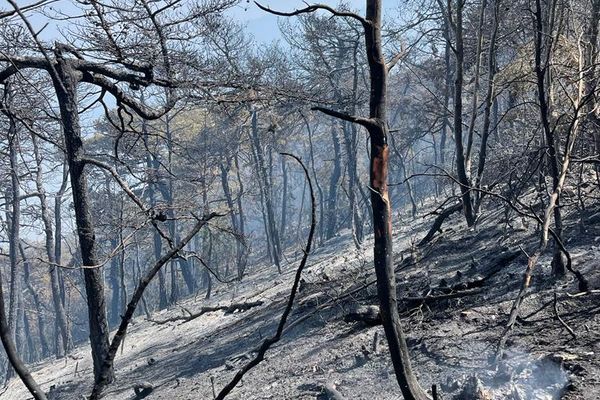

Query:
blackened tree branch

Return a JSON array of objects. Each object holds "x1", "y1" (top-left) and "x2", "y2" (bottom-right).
[
  {"x1": 254, "y1": 2, "x2": 369, "y2": 27},
  {"x1": 311, "y1": 106, "x2": 374, "y2": 128},
  {"x1": 89, "y1": 212, "x2": 223, "y2": 400},
  {"x1": 215, "y1": 153, "x2": 316, "y2": 400}
]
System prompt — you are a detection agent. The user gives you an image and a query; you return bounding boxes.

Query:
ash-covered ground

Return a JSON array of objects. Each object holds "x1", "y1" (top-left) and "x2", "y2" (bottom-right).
[{"x1": 4, "y1": 199, "x2": 600, "y2": 400}]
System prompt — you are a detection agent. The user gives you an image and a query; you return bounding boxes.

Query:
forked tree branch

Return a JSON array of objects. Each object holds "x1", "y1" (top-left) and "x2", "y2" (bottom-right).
[
  {"x1": 81, "y1": 156, "x2": 175, "y2": 247},
  {"x1": 89, "y1": 211, "x2": 223, "y2": 400},
  {"x1": 255, "y1": 1, "x2": 369, "y2": 27},
  {"x1": 0, "y1": 0, "x2": 54, "y2": 19},
  {"x1": 386, "y1": 46, "x2": 407, "y2": 72},
  {"x1": 80, "y1": 73, "x2": 174, "y2": 120}
]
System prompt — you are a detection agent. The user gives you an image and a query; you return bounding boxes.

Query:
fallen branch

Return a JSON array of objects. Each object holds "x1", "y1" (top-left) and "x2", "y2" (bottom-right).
[
  {"x1": 149, "y1": 301, "x2": 264, "y2": 325},
  {"x1": 403, "y1": 288, "x2": 484, "y2": 305},
  {"x1": 215, "y1": 153, "x2": 315, "y2": 400},
  {"x1": 553, "y1": 292, "x2": 576, "y2": 339},
  {"x1": 496, "y1": 250, "x2": 541, "y2": 360},
  {"x1": 275, "y1": 254, "x2": 423, "y2": 339},
  {"x1": 341, "y1": 288, "x2": 484, "y2": 328},
  {"x1": 418, "y1": 203, "x2": 462, "y2": 246},
  {"x1": 282, "y1": 248, "x2": 503, "y2": 337},
  {"x1": 427, "y1": 165, "x2": 589, "y2": 290},
  {"x1": 494, "y1": 242, "x2": 582, "y2": 358},
  {"x1": 565, "y1": 289, "x2": 600, "y2": 298}
]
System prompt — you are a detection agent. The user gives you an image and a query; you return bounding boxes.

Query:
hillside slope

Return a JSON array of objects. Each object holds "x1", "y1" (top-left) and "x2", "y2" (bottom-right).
[{"x1": 4, "y1": 202, "x2": 600, "y2": 400}]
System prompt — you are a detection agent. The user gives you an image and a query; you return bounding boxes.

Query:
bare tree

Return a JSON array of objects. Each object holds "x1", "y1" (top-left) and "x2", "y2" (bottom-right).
[{"x1": 257, "y1": 2, "x2": 430, "y2": 398}]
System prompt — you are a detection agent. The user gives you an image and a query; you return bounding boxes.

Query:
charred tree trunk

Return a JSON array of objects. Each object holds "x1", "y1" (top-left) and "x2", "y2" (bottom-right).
[
  {"x1": 452, "y1": 0, "x2": 476, "y2": 226},
  {"x1": 204, "y1": 231, "x2": 213, "y2": 300},
  {"x1": 134, "y1": 238, "x2": 152, "y2": 320},
  {"x1": 22, "y1": 312, "x2": 35, "y2": 363},
  {"x1": 582, "y1": 0, "x2": 600, "y2": 184},
  {"x1": 250, "y1": 132, "x2": 274, "y2": 264},
  {"x1": 280, "y1": 156, "x2": 289, "y2": 245},
  {"x1": 464, "y1": 0, "x2": 488, "y2": 175},
  {"x1": 5, "y1": 114, "x2": 21, "y2": 380},
  {"x1": 250, "y1": 111, "x2": 282, "y2": 271},
  {"x1": 220, "y1": 154, "x2": 248, "y2": 279},
  {"x1": 305, "y1": 115, "x2": 326, "y2": 246},
  {"x1": 233, "y1": 153, "x2": 248, "y2": 279},
  {"x1": 109, "y1": 236, "x2": 121, "y2": 327},
  {"x1": 20, "y1": 244, "x2": 50, "y2": 358},
  {"x1": 440, "y1": 22, "x2": 452, "y2": 167},
  {"x1": 325, "y1": 124, "x2": 342, "y2": 239},
  {"x1": 89, "y1": 212, "x2": 218, "y2": 400},
  {"x1": 33, "y1": 137, "x2": 72, "y2": 356},
  {"x1": 304, "y1": 1, "x2": 430, "y2": 397},
  {"x1": 154, "y1": 230, "x2": 168, "y2": 309},
  {"x1": 52, "y1": 58, "x2": 113, "y2": 384},
  {"x1": 349, "y1": 40, "x2": 364, "y2": 245},
  {"x1": 361, "y1": 4, "x2": 429, "y2": 390},
  {"x1": 390, "y1": 134, "x2": 418, "y2": 219},
  {"x1": 533, "y1": 0, "x2": 566, "y2": 277},
  {"x1": 1, "y1": 85, "x2": 45, "y2": 397},
  {"x1": 118, "y1": 213, "x2": 127, "y2": 322},
  {"x1": 53, "y1": 163, "x2": 73, "y2": 355},
  {"x1": 143, "y1": 119, "x2": 168, "y2": 309},
  {"x1": 220, "y1": 159, "x2": 239, "y2": 279},
  {"x1": 0, "y1": 270, "x2": 47, "y2": 400},
  {"x1": 107, "y1": 178, "x2": 121, "y2": 326},
  {"x1": 343, "y1": 121, "x2": 364, "y2": 246},
  {"x1": 474, "y1": 0, "x2": 500, "y2": 211}
]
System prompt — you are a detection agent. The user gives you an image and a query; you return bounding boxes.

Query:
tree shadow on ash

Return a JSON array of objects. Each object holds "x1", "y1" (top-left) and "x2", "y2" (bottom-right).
[{"x1": 102, "y1": 293, "x2": 337, "y2": 398}]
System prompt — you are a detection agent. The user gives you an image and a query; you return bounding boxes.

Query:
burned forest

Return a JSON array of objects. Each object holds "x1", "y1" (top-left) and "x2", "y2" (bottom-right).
[{"x1": 0, "y1": 0, "x2": 599, "y2": 399}]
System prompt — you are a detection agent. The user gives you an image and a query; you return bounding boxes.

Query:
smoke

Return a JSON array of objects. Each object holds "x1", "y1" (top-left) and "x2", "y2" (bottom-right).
[
  {"x1": 448, "y1": 350, "x2": 569, "y2": 399},
  {"x1": 494, "y1": 350, "x2": 569, "y2": 399}
]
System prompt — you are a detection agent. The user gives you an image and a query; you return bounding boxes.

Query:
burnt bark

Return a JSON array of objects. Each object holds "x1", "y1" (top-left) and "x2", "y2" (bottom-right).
[
  {"x1": 220, "y1": 154, "x2": 248, "y2": 279},
  {"x1": 533, "y1": 0, "x2": 566, "y2": 277},
  {"x1": 52, "y1": 58, "x2": 113, "y2": 384},
  {"x1": 451, "y1": 0, "x2": 476, "y2": 226},
  {"x1": 343, "y1": 121, "x2": 364, "y2": 246},
  {"x1": 325, "y1": 123, "x2": 342, "y2": 239},
  {"x1": 474, "y1": 0, "x2": 500, "y2": 211},
  {"x1": 293, "y1": 1, "x2": 429, "y2": 397},
  {"x1": 0, "y1": 270, "x2": 47, "y2": 400},
  {"x1": 143, "y1": 119, "x2": 168, "y2": 309},
  {"x1": 20, "y1": 244, "x2": 50, "y2": 358},
  {"x1": 53, "y1": 164, "x2": 73, "y2": 355},
  {"x1": 250, "y1": 111, "x2": 282, "y2": 271},
  {"x1": 280, "y1": 155, "x2": 289, "y2": 244},
  {"x1": 5, "y1": 113, "x2": 20, "y2": 379},
  {"x1": 109, "y1": 236, "x2": 121, "y2": 327},
  {"x1": 464, "y1": 0, "x2": 488, "y2": 175},
  {"x1": 304, "y1": 114, "x2": 326, "y2": 246},
  {"x1": 440, "y1": 20, "x2": 452, "y2": 166},
  {"x1": 33, "y1": 137, "x2": 73, "y2": 355},
  {"x1": 233, "y1": 153, "x2": 248, "y2": 278}
]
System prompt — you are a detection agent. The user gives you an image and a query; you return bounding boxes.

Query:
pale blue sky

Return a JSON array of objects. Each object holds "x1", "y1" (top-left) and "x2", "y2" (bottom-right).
[
  {"x1": 14, "y1": 1, "x2": 398, "y2": 44},
  {"x1": 231, "y1": 1, "x2": 397, "y2": 42}
]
